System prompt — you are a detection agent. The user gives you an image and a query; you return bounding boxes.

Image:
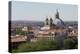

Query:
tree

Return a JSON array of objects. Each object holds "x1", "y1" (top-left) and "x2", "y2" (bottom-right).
[
  {"x1": 12, "y1": 39, "x2": 60, "y2": 52},
  {"x1": 16, "y1": 28, "x2": 27, "y2": 36},
  {"x1": 63, "y1": 37, "x2": 78, "y2": 49}
]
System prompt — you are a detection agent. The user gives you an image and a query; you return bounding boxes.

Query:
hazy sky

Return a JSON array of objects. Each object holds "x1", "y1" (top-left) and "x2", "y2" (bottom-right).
[{"x1": 11, "y1": 1, "x2": 78, "y2": 21}]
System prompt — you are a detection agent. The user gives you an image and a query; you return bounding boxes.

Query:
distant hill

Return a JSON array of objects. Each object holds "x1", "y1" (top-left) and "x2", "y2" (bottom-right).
[
  {"x1": 11, "y1": 21, "x2": 44, "y2": 28},
  {"x1": 10, "y1": 20, "x2": 78, "y2": 28}
]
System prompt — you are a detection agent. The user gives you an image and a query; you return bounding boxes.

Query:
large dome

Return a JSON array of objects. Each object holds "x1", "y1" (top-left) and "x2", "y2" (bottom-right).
[
  {"x1": 53, "y1": 9, "x2": 65, "y2": 27},
  {"x1": 53, "y1": 18, "x2": 60, "y2": 25},
  {"x1": 53, "y1": 18, "x2": 65, "y2": 27}
]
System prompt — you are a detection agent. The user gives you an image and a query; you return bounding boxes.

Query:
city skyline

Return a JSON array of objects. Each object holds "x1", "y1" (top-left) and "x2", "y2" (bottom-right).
[{"x1": 12, "y1": 1, "x2": 78, "y2": 21}]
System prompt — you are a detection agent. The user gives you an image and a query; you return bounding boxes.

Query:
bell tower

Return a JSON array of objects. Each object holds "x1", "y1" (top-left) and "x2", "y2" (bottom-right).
[{"x1": 44, "y1": 17, "x2": 49, "y2": 26}]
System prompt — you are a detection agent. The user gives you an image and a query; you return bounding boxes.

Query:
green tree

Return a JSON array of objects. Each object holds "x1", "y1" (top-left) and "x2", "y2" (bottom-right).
[
  {"x1": 63, "y1": 37, "x2": 78, "y2": 49},
  {"x1": 16, "y1": 28, "x2": 27, "y2": 36},
  {"x1": 12, "y1": 39, "x2": 60, "y2": 52}
]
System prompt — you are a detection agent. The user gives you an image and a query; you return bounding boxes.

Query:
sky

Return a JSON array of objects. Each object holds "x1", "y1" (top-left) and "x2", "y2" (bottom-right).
[{"x1": 11, "y1": 1, "x2": 78, "y2": 21}]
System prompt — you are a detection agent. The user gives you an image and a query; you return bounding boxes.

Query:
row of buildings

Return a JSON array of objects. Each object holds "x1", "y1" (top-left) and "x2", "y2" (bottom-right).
[{"x1": 11, "y1": 10, "x2": 78, "y2": 43}]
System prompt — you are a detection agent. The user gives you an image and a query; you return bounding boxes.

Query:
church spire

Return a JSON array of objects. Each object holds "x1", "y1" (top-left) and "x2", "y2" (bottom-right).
[
  {"x1": 55, "y1": 9, "x2": 59, "y2": 19},
  {"x1": 55, "y1": 9, "x2": 65, "y2": 27}
]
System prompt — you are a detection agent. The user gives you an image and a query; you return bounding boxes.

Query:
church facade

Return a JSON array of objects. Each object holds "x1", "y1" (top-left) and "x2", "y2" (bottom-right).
[{"x1": 30, "y1": 10, "x2": 67, "y2": 42}]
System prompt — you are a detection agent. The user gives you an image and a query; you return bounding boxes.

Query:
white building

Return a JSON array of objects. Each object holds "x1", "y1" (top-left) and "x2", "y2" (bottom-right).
[{"x1": 22, "y1": 27, "x2": 28, "y2": 31}]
